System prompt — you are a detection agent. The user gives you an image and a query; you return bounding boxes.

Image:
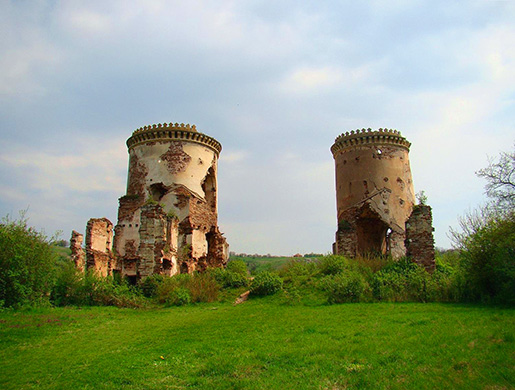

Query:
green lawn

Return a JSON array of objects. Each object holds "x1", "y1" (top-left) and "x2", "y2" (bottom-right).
[
  {"x1": 231, "y1": 256, "x2": 298, "y2": 274},
  {"x1": 1, "y1": 301, "x2": 513, "y2": 389}
]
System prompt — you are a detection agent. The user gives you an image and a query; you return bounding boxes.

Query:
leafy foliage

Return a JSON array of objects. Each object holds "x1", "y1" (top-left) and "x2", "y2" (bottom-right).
[
  {"x1": 320, "y1": 271, "x2": 368, "y2": 303},
  {"x1": 458, "y1": 213, "x2": 515, "y2": 304},
  {"x1": 250, "y1": 271, "x2": 283, "y2": 296},
  {"x1": 51, "y1": 268, "x2": 145, "y2": 308},
  {"x1": 0, "y1": 213, "x2": 58, "y2": 308},
  {"x1": 157, "y1": 272, "x2": 219, "y2": 305}
]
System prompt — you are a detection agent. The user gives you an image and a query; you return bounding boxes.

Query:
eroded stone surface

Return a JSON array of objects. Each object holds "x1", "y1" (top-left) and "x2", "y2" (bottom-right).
[
  {"x1": 85, "y1": 218, "x2": 114, "y2": 277},
  {"x1": 70, "y1": 230, "x2": 84, "y2": 272},
  {"x1": 406, "y1": 205, "x2": 436, "y2": 272},
  {"x1": 331, "y1": 129, "x2": 435, "y2": 269},
  {"x1": 112, "y1": 123, "x2": 229, "y2": 280}
]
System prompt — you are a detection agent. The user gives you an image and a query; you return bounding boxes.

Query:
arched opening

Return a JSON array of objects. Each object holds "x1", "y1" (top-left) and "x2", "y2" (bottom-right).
[
  {"x1": 202, "y1": 167, "x2": 216, "y2": 212},
  {"x1": 355, "y1": 218, "x2": 389, "y2": 256}
]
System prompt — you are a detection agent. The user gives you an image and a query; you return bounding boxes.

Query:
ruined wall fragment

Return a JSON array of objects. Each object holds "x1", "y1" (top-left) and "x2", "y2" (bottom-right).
[
  {"x1": 138, "y1": 203, "x2": 179, "y2": 278},
  {"x1": 405, "y1": 205, "x2": 436, "y2": 272},
  {"x1": 85, "y1": 217, "x2": 114, "y2": 277},
  {"x1": 70, "y1": 230, "x2": 85, "y2": 272}
]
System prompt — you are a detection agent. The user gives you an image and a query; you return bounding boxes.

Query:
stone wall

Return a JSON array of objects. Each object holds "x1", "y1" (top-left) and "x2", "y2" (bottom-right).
[
  {"x1": 138, "y1": 204, "x2": 179, "y2": 278},
  {"x1": 85, "y1": 218, "x2": 114, "y2": 277},
  {"x1": 405, "y1": 205, "x2": 435, "y2": 272},
  {"x1": 70, "y1": 230, "x2": 84, "y2": 272}
]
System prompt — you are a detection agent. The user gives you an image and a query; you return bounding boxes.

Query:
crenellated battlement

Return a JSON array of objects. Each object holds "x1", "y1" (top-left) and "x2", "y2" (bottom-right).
[
  {"x1": 127, "y1": 122, "x2": 222, "y2": 155},
  {"x1": 331, "y1": 128, "x2": 411, "y2": 156}
]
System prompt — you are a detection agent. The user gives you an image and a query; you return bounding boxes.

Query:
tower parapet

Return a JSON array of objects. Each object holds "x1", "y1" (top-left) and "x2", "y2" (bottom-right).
[
  {"x1": 127, "y1": 122, "x2": 222, "y2": 156},
  {"x1": 331, "y1": 128, "x2": 411, "y2": 156}
]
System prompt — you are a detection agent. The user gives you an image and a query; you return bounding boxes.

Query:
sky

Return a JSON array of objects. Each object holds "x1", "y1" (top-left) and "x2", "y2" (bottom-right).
[{"x1": 1, "y1": 0, "x2": 514, "y2": 255}]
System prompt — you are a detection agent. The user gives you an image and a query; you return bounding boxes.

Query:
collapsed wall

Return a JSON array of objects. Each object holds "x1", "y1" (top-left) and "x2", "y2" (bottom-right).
[
  {"x1": 85, "y1": 218, "x2": 114, "y2": 277},
  {"x1": 70, "y1": 230, "x2": 85, "y2": 272},
  {"x1": 331, "y1": 128, "x2": 435, "y2": 269},
  {"x1": 405, "y1": 205, "x2": 436, "y2": 271}
]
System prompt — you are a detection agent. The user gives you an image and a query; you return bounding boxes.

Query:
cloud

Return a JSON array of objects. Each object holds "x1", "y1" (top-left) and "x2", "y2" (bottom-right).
[{"x1": 1, "y1": 0, "x2": 514, "y2": 252}]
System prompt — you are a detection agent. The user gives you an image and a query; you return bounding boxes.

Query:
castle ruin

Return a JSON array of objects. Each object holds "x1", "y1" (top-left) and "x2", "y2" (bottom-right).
[
  {"x1": 331, "y1": 128, "x2": 435, "y2": 270},
  {"x1": 72, "y1": 122, "x2": 229, "y2": 281}
]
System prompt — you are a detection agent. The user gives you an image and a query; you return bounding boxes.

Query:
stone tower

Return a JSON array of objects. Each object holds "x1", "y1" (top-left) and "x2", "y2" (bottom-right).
[
  {"x1": 113, "y1": 122, "x2": 229, "y2": 281},
  {"x1": 331, "y1": 128, "x2": 418, "y2": 259}
]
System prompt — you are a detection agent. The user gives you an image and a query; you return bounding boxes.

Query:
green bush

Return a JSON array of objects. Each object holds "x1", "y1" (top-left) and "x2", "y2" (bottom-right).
[
  {"x1": 157, "y1": 272, "x2": 220, "y2": 305},
  {"x1": 250, "y1": 271, "x2": 283, "y2": 296},
  {"x1": 138, "y1": 274, "x2": 165, "y2": 298},
  {"x1": 371, "y1": 259, "x2": 436, "y2": 302},
  {"x1": 0, "y1": 214, "x2": 58, "y2": 308},
  {"x1": 317, "y1": 255, "x2": 348, "y2": 275},
  {"x1": 210, "y1": 267, "x2": 249, "y2": 289},
  {"x1": 320, "y1": 271, "x2": 368, "y2": 303},
  {"x1": 51, "y1": 267, "x2": 145, "y2": 308},
  {"x1": 187, "y1": 272, "x2": 220, "y2": 303},
  {"x1": 51, "y1": 261, "x2": 83, "y2": 306},
  {"x1": 167, "y1": 287, "x2": 191, "y2": 306},
  {"x1": 226, "y1": 259, "x2": 248, "y2": 276}
]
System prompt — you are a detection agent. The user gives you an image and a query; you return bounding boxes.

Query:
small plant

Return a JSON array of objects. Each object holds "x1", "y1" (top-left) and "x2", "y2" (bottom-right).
[
  {"x1": 416, "y1": 190, "x2": 428, "y2": 205},
  {"x1": 138, "y1": 274, "x2": 165, "y2": 298},
  {"x1": 167, "y1": 209, "x2": 178, "y2": 220},
  {"x1": 167, "y1": 287, "x2": 191, "y2": 306},
  {"x1": 317, "y1": 255, "x2": 349, "y2": 275},
  {"x1": 226, "y1": 259, "x2": 248, "y2": 276},
  {"x1": 320, "y1": 272, "x2": 368, "y2": 303},
  {"x1": 250, "y1": 271, "x2": 283, "y2": 296}
]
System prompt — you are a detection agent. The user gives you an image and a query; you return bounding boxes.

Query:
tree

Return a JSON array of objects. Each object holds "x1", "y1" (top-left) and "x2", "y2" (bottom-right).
[
  {"x1": 449, "y1": 145, "x2": 515, "y2": 303},
  {"x1": 451, "y1": 144, "x2": 515, "y2": 248},
  {"x1": 476, "y1": 144, "x2": 515, "y2": 212}
]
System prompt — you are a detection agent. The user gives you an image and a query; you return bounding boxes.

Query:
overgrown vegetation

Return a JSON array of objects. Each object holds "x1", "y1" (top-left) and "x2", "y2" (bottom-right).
[{"x1": 0, "y1": 212, "x2": 58, "y2": 308}]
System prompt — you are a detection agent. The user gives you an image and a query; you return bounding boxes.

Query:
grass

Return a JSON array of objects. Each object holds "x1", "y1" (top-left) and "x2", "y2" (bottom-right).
[
  {"x1": 231, "y1": 256, "x2": 301, "y2": 274},
  {"x1": 1, "y1": 300, "x2": 514, "y2": 389}
]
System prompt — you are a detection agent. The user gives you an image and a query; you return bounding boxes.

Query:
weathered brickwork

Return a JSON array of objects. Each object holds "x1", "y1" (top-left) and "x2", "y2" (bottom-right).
[
  {"x1": 112, "y1": 122, "x2": 229, "y2": 280},
  {"x1": 406, "y1": 205, "x2": 436, "y2": 272},
  {"x1": 85, "y1": 218, "x2": 114, "y2": 277},
  {"x1": 70, "y1": 230, "x2": 84, "y2": 272},
  {"x1": 331, "y1": 128, "x2": 435, "y2": 270}
]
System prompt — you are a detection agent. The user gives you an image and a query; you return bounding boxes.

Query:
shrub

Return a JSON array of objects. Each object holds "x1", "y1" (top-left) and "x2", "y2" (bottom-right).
[
  {"x1": 51, "y1": 261, "x2": 83, "y2": 306},
  {"x1": 157, "y1": 272, "x2": 219, "y2": 305},
  {"x1": 187, "y1": 272, "x2": 220, "y2": 303},
  {"x1": 226, "y1": 260, "x2": 248, "y2": 276},
  {"x1": 51, "y1": 268, "x2": 145, "y2": 308},
  {"x1": 250, "y1": 271, "x2": 283, "y2": 296},
  {"x1": 209, "y1": 267, "x2": 249, "y2": 289},
  {"x1": 317, "y1": 255, "x2": 349, "y2": 275},
  {"x1": 138, "y1": 274, "x2": 165, "y2": 298},
  {"x1": 167, "y1": 287, "x2": 191, "y2": 306},
  {"x1": 320, "y1": 271, "x2": 368, "y2": 304},
  {"x1": 371, "y1": 259, "x2": 436, "y2": 302},
  {"x1": 0, "y1": 213, "x2": 58, "y2": 308}
]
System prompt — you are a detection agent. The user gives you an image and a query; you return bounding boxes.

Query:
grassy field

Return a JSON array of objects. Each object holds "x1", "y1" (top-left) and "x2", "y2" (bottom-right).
[
  {"x1": 1, "y1": 300, "x2": 513, "y2": 389},
  {"x1": 231, "y1": 256, "x2": 301, "y2": 274}
]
